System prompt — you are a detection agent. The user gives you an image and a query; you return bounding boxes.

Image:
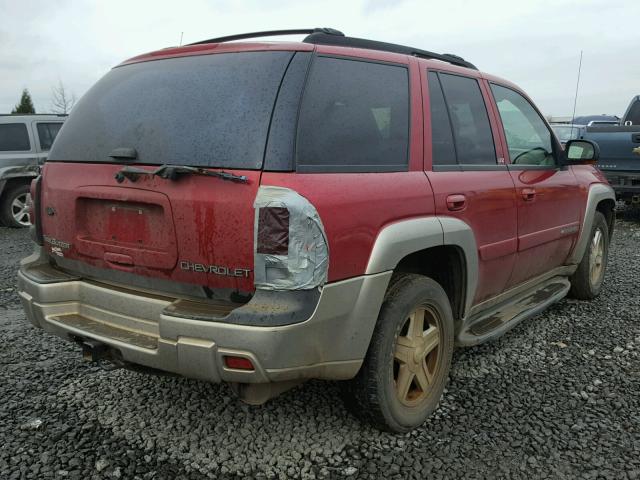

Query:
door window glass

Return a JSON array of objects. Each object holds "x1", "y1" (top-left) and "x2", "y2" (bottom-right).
[
  {"x1": 491, "y1": 84, "x2": 554, "y2": 166},
  {"x1": 0, "y1": 123, "x2": 30, "y2": 151}
]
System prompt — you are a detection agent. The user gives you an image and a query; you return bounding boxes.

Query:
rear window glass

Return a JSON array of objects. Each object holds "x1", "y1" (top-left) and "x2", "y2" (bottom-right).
[
  {"x1": 296, "y1": 57, "x2": 409, "y2": 172},
  {"x1": 0, "y1": 123, "x2": 31, "y2": 152},
  {"x1": 48, "y1": 52, "x2": 294, "y2": 169},
  {"x1": 36, "y1": 122, "x2": 63, "y2": 151},
  {"x1": 626, "y1": 100, "x2": 640, "y2": 125}
]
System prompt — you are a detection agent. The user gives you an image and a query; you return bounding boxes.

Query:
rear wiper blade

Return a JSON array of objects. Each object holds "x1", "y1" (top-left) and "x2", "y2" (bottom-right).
[{"x1": 114, "y1": 164, "x2": 248, "y2": 184}]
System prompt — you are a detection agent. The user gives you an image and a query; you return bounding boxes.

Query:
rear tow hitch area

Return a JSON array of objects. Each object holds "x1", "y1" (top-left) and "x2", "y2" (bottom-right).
[
  {"x1": 230, "y1": 380, "x2": 303, "y2": 405},
  {"x1": 75, "y1": 337, "x2": 124, "y2": 371}
]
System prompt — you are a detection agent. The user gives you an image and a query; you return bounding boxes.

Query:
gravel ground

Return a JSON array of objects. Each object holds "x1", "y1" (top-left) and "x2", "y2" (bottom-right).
[{"x1": 1, "y1": 211, "x2": 639, "y2": 480}]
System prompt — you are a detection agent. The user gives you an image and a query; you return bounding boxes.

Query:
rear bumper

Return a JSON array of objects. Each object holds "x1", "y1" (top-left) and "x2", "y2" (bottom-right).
[{"x1": 18, "y1": 251, "x2": 390, "y2": 384}]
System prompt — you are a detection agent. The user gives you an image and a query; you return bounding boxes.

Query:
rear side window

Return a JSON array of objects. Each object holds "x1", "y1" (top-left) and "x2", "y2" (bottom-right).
[
  {"x1": 48, "y1": 52, "x2": 294, "y2": 169},
  {"x1": 438, "y1": 73, "x2": 496, "y2": 165},
  {"x1": 296, "y1": 57, "x2": 409, "y2": 172},
  {"x1": 0, "y1": 123, "x2": 31, "y2": 152},
  {"x1": 36, "y1": 122, "x2": 63, "y2": 151}
]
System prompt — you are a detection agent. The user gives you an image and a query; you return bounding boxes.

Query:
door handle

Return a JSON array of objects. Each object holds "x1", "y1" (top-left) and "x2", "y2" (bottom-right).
[
  {"x1": 446, "y1": 194, "x2": 467, "y2": 211},
  {"x1": 521, "y1": 188, "x2": 536, "y2": 201}
]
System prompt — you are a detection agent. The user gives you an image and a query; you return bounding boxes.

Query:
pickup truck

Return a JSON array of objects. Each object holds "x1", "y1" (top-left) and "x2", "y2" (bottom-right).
[{"x1": 581, "y1": 96, "x2": 640, "y2": 203}]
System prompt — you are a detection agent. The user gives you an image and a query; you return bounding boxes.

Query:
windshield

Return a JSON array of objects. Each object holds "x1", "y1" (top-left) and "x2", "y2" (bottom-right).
[
  {"x1": 551, "y1": 125, "x2": 581, "y2": 142},
  {"x1": 48, "y1": 51, "x2": 294, "y2": 169}
]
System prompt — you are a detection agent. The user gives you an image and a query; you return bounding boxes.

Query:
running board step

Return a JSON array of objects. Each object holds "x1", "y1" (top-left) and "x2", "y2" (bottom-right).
[{"x1": 457, "y1": 277, "x2": 570, "y2": 347}]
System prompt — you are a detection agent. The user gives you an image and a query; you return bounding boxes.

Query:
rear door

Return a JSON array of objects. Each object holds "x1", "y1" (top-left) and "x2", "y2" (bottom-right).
[
  {"x1": 488, "y1": 83, "x2": 583, "y2": 286},
  {"x1": 424, "y1": 69, "x2": 518, "y2": 304}
]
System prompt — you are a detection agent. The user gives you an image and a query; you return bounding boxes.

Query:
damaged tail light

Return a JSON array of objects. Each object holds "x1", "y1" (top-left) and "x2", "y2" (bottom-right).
[
  {"x1": 29, "y1": 176, "x2": 44, "y2": 246},
  {"x1": 253, "y1": 186, "x2": 329, "y2": 291}
]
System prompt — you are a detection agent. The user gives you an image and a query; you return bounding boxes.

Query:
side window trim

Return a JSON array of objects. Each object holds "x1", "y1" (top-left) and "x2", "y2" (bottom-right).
[
  {"x1": 488, "y1": 82, "x2": 560, "y2": 170},
  {"x1": 427, "y1": 71, "x2": 459, "y2": 166},
  {"x1": 295, "y1": 53, "x2": 411, "y2": 173},
  {"x1": 430, "y1": 70, "x2": 499, "y2": 170},
  {"x1": 31, "y1": 121, "x2": 43, "y2": 153}
]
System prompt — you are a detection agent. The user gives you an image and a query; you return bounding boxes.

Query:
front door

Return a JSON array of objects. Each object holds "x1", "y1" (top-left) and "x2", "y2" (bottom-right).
[
  {"x1": 424, "y1": 69, "x2": 519, "y2": 305},
  {"x1": 488, "y1": 83, "x2": 583, "y2": 287}
]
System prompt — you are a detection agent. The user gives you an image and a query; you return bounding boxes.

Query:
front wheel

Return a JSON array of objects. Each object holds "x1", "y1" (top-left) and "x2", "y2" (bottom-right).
[
  {"x1": 0, "y1": 183, "x2": 32, "y2": 228},
  {"x1": 569, "y1": 211, "x2": 610, "y2": 300},
  {"x1": 341, "y1": 274, "x2": 454, "y2": 432}
]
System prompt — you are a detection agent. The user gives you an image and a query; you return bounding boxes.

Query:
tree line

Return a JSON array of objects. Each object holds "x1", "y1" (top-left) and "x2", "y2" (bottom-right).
[{"x1": 10, "y1": 82, "x2": 77, "y2": 114}]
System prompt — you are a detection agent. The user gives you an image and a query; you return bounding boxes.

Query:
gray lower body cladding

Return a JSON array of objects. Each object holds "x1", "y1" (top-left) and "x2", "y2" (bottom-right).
[{"x1": 18, "y1": 257, "x2": 391, "y2": 384}]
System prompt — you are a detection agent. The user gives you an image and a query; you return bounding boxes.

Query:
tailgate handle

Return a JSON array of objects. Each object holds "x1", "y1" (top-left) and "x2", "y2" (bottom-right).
[
  {"x1": 632, "y1": 133, "x2": 640, "y2": 144},
  {"x1": 104, "y1": 252, "x2": 134, "y2": 270}
]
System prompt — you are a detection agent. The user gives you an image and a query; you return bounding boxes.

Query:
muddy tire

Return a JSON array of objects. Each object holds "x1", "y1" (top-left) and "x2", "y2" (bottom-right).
[
  {"x1": 569, "y1": 211, "x2": 609, "y2": 300},
  {"x1": 0, "y1": 183, "x2": 32, "y2": 228},
  {"x1": 341, "y1": 274, "x2": 454, "y2": 432}
]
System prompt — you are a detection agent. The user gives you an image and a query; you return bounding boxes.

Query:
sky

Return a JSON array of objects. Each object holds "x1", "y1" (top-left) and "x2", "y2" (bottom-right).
[{"x1": 1, "y1": 0, "x2": 639, "y2": 117}]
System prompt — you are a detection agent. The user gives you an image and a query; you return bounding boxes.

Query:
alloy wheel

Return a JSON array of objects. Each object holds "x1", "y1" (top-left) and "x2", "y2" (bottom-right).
[
  {"x1": 11, "y1": 192, "x2": 31, "y2": 227},
  {"x1": 589, "y1": 227, "x2": 605, "y2": 286},
  {"x1": 393, "y1": 306, "x2": 442, "y2": 407}
]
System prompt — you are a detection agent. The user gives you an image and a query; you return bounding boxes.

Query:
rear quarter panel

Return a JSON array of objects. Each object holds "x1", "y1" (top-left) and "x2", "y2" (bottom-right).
[{"x1": 260, "y1": 172, "x2": 435, "y2": 281}]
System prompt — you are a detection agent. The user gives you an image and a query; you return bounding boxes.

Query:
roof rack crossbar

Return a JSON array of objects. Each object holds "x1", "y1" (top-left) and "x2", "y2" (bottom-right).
[
  {"x1": 188, "y1": 28, "x2": 344, "y2": 46},
  {"x1": 187, "y1": 28, "x2": 476, "y2": 70}
]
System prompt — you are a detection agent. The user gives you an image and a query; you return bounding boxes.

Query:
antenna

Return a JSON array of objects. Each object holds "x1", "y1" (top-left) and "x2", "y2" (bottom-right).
[
  {"x1": 570, "y1": 50, "x2": 583, "y2": 137},
  {"x1": 179, "y1": 32, "x2": 184, "y2": 46}
]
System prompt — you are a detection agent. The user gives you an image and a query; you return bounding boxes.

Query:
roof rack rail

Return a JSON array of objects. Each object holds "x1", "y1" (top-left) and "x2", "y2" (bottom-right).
[
  {"x1": 188, "y1": 28, "x2": 476, "y2": 70},
  {"x1": 303, "y1": 32, "x2": 477, "y2": 70},
  {"x1": 188, "y1": 28, "x2": 344, "y2": 46}
]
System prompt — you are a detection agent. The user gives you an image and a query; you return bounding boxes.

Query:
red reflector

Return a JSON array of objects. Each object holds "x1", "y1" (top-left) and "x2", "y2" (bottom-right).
[{"x1": 224, "y1": 356, "x2": 254, "y2": 371}]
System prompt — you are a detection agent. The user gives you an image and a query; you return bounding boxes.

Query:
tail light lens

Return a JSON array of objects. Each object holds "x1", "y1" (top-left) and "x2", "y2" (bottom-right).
[
  {"x1": 253, "y1": 186, "x2": 329, "y2": 290},
  {"x1": 257, "y1": 207, "x2": 290, "y2": 255},
  {"x1": 29, "y1": 176, "x2": 43, "y2": 245}
]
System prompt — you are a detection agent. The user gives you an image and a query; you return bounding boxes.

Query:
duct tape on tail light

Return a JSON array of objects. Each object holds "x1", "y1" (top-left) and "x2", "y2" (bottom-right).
[{"x1": 253, "y1": 186, "x2": 329, "y2": 290}]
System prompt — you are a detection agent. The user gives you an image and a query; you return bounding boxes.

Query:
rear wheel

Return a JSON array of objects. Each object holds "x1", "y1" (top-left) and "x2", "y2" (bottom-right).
[
  {"x1": 569, "y1": 211, "x2": 609, "y2": 300},
  {"x1": 341, "y1": 274, "x2": 454, "y2": 432},
  {"x1": 0, "y1": 183, "x2": 32, "y2": 228}
]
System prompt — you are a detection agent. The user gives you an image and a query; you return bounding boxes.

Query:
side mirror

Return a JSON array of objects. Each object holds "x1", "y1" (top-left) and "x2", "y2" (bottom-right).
[{"x1": 564, "y1": 139, "x2": 599, "y2": 165}]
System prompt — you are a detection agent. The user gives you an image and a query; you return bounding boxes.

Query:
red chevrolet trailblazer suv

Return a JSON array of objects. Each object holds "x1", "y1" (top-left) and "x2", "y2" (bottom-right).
[{"x1": 18, "y1": 28, "x2": 615, "y2": 432}]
